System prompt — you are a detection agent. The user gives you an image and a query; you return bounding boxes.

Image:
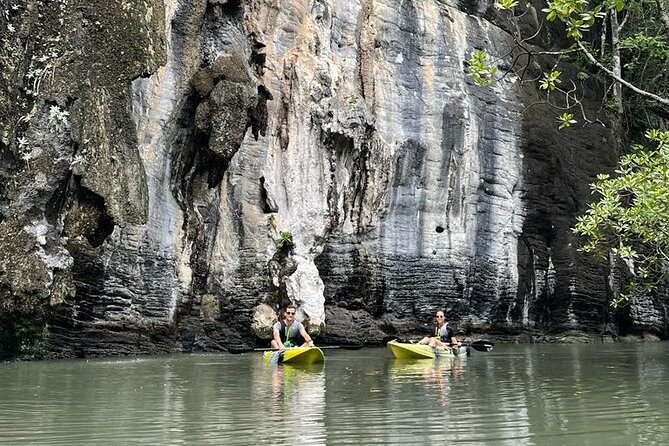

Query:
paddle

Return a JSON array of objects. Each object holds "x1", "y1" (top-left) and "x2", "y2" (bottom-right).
[
  {"x1": 390, "y1": 338, "x2": 494, "y2": 353},
  {"x1": 467, "y1": 340, "x2": 494, "y2": 352},
  {"x1": 253, "y1": 345, "x2": 364, "y2": 351},
  {"x1": 228, "y1": 345, "x2": 364, "y2": 354}
]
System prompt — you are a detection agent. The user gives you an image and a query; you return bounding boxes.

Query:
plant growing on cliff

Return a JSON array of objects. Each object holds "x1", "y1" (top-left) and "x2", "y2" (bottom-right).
[
  {"x1": 495, "y1": 0, "x2": 520, "y2": 9},
  {"x1": 47, "y1": 105, "x2": 70, "y2": 133},
  {"x1": 276, "y1": 231, "x2": 294, "y2": 250},
  {"x1": 467, "y1": 51, "x2": 498, "y2": 86}
]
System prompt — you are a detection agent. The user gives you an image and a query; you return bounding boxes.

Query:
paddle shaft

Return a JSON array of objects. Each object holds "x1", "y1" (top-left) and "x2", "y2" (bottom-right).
[
  {"x1": 252, "y1": 345, "x2": 363, "y2": 352},
  {"x1": 393, "y1": 338, "x2": 494, "y2": 352},
  {"x1": 254, "y1": 346, "x2": 328, "y2": 352}
]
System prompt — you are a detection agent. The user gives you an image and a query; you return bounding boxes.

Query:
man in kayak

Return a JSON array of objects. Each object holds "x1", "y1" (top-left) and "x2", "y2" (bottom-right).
[
  {"x1": 417, "y1": 311, "x2": 461, "y2": 348},
  {"x1": 270, "y1": 304, "x2": 316, "y2": 350}
]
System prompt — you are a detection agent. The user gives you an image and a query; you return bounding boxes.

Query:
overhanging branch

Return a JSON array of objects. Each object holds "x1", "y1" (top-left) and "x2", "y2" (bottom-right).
[{"x1": 577, "y1": 41, "x2": 669, "y2": 107}]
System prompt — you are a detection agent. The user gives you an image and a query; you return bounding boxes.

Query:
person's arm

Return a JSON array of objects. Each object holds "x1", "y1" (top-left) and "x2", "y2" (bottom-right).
[
  {"x1": 300, "y1": 327, "x2": 315, "y2": 346},
  {"x1": 448, "y1": 326, "x2": 461, "y2": 346},
  {"x1": 273, "y1": 328, "x2": 286, "y2": 350}
]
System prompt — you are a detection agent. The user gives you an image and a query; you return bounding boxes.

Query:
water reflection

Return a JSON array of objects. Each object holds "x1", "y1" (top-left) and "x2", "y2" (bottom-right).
[
  {"x1": 389, "y1": 357, "x2": 465, "y2": 407},
  {"x1": 253, "y1": 359, "x2": 326, "y2": 445}
]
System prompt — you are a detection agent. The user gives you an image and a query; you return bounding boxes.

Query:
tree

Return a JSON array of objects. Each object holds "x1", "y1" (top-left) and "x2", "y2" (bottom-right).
[
  {"x1": 472, "y1": 1, "x2": 669, "y2": 122},
  {"x1": 470, "y1": 1, "x2": 669, "y2": 304},
  {"x1": 573, "y1": 129, "x2": 669, "y2": 304}
]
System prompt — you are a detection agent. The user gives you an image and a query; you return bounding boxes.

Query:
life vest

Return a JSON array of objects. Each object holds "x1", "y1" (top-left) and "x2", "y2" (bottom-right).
[
  {"x1": 279, "y1": 320, "x2": 303, "y2": 347},
  {"x1": 434, "y1": 324, "x2": 453, "y2": 344}
]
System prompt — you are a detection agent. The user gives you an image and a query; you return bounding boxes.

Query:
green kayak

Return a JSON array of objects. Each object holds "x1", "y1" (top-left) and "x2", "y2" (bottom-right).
[{"x1": 263, "y1": 346, "x2": 325, "y2": 365}]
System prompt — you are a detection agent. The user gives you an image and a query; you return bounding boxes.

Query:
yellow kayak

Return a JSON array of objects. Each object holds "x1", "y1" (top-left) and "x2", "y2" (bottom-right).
[
  {"x1": 387, "y1": 340, "x2": 467, "y2": 359},
  {"x1": 263, "y1": 347, "x2": 325, "y2": 365}
]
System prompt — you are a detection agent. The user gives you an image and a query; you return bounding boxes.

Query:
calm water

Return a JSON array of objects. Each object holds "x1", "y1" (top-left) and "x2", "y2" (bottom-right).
[{"x1": 1, "y1": 343, "x2": 668, "y2": 445}]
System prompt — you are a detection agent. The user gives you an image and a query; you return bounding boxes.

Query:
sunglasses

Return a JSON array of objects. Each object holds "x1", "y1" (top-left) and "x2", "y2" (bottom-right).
[
  {"x1": 436, "y1": 315, "x2": 445, "y2": 319},
  {"x1": 286, "y1": 311, "x2": 295, "y2": 315}
]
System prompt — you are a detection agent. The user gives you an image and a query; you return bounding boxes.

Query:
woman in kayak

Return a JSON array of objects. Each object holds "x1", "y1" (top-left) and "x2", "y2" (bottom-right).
[
  {"x1": 270, "y1": 304, "x2": 316, "y2": 350},
  {"x1": 417, "y1": 311, "x2": 461, "y2": 348}
]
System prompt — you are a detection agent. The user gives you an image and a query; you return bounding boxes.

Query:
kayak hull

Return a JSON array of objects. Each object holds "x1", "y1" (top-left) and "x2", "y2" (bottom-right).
[
  {"x1": 387, "y1": 340, "x2": 468, "y2": 359},
  {"x1": 387, "y1": 340, "x2": 436, "y2": 359},
  {"x1": 263, "y1": 347, "x2": 325, "y2": 365}
]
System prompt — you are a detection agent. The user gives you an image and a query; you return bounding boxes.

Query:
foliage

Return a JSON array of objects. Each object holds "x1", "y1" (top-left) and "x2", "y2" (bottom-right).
[
  {"x1": 495, "y1": 0, "x2": 520, "y2": 10},
  {"x1": 542, "y1": 0, "x2": 603, "y2": 40},
  {"x1": 468, "y1": 0, "x2": 669, "y2": 303},
  {"x1": 540, "y1": 70, "x2": 563, "y2": 91},
  {"x1": 0, "y1": 313, "x2": 49, "y2": 360},
  {"x1": 573, "y1": 130, "x2": 669, "y2": 303},
  {"x1": 467, "y1": 51, "x2": 498, "y2": 87},
  {"x1": 557, "y1": 112, "x2": 578, "y2": 128},
  {"x1": 276, "y1": 231, "x2": 294, "y2": 250},
  {"x1": 469, "y1": 0, "x2": 669, "y2": 128},
  {"x1": 620, "y1": 33, "x2": 669, "y2": 63},
  {"x1": 618, "y1": 31, "x2": 669, "y2": 125}
]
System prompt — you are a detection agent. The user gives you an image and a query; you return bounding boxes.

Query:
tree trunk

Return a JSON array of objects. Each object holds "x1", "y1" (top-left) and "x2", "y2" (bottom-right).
[
  {"x1": 611, "y1": 9, "x2": 623, "y2": 115},
  {"x1": 658, "y1": 0, "x2": 669, "y2": 35},
  {"x1": 600, "y1": 10, "x2": 608, "y2": 58}
]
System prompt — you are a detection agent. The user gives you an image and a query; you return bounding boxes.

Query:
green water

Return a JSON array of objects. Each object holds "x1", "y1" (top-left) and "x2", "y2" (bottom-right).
[{"x1": 1, "y1": 343, "x2": 668, "y2": 445}]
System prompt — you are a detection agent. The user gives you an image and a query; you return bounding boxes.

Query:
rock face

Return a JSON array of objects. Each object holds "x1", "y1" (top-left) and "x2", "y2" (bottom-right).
[{"x1": 1, "y1": 0, "x2": 666, "y2": 358}]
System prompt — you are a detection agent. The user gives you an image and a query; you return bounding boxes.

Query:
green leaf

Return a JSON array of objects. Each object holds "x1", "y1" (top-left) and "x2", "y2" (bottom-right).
[
  {"x1": 467, "y1": 51, "x2": 498, "y2": 86},
  {"x1": 574, "y1": 128, "x2": 669, "y2": 302},
  {"x1": 494, "y1": 0, "x2": 519, "y2": 10},
  {"x1": 539, "y1": 70, "x2": 562, "y2": 91},
  {"x1": 557, "y1": 112, "x2": 577, "y2": 129}
]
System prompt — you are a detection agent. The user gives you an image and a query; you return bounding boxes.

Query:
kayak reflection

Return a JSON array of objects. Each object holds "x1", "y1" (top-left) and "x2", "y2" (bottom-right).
[
  {"x1": 389, "y1": 358, "x2": 465, "y2": 407},
  {"x1": 267, "y1": 362, "x2": 326, "y2": 444}
]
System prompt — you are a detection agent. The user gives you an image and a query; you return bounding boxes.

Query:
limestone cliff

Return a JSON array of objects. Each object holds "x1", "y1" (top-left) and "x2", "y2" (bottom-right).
[{"x1": 0, "y1": 0, "x2": 665, "y2": 358}]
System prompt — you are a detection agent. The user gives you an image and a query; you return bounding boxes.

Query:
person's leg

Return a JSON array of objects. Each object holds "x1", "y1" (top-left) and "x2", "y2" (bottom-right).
[
  {"x1": 271, "y1": 339, "x2": 279, "y2": 348},
  {"x1": 427, "y1": 337, "x2": 437, "y2": 347},
  {"x1": 417, "y1": 337, "x2": 430, "y2": 345}
]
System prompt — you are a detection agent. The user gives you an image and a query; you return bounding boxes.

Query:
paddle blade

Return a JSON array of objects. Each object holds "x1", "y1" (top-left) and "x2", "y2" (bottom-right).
[
  {"x1": 228, "y1": 346, "x2": 253, "y2": 354},
  {"x1": 469, "y1": 340, "x2": 494, "y2": 352},
  {"x1": 338, "y1": 344, "x2": 364, "y2": 350}
]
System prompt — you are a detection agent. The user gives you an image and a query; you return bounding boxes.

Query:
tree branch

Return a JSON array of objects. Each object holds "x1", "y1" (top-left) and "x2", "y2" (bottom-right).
[
  {"x1": 576, "y1": 41, "x2": 669, "y2": 107},
  {"x1": 618, "y1": 8, "x2": 630, "y2": 32},
  {"x1": 650, "y1": 59, "x2": 669, "y2": 84}
]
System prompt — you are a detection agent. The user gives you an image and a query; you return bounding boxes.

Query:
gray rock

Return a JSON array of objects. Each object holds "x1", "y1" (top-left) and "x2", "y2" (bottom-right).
[{"x1": 1, "y1": 0, "x2": 666, "y2": 358}]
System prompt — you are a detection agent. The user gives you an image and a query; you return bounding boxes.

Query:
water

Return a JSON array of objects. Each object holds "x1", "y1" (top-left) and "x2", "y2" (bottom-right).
[{"x1": 1, "y1": 343, "x2": 668, "y2": 445}]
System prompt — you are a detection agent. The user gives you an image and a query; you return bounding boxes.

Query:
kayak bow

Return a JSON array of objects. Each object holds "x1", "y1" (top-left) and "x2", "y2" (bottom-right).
[
  {"x1": 263, "y1": 346, "x2": 325, "y2": 365},
  {"x1": 386, "y1": 340, "x2": 468, "y2": 359}
]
